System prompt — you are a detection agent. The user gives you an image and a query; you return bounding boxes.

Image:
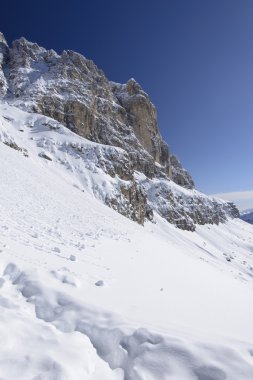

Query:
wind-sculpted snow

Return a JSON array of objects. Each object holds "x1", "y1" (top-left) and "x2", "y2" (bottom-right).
[
  {"x1": 0, "y1": 266, "x2": 121, "y2": 380},
  {"x1": 0, "y1": 117, "x2": 253, "y2": 378},
  {"x1": 2, "y1": 261, "x2": 253, "y2": 380}
]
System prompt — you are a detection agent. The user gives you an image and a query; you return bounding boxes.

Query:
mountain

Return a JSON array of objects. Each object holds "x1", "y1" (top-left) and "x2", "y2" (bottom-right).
[
  {"x1": 1, "y1": 33, "x2": 253, "y2": 379},
  {"x1": 0, "y1": 100, "x2": 253, "y2": 379},
  {"x1": 241, "y1": 209, "x2": 253, "y2": 224},
  {"x1": 0, "y1": 32, "x2": 239, "y2": 231}
]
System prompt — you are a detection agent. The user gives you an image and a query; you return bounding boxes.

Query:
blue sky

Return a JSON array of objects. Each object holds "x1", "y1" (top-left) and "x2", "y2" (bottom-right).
[{"x1": 1, "y1": 0, "x2": 252, "y2": 203}]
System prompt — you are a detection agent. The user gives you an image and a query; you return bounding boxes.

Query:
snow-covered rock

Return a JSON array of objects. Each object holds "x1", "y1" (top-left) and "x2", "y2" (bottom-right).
[
  {"x1": 0, "y1": 32, "x2": 8, "y2": 97},
  {"x1": 0, "y1": 122, "x2": 252, "y2": 379},
  {"x1": 170, "y1": 154, "x2": 195, "y2": 189},
  {"x1": 0, "y1": 31, "x2": 253, "y2": 380},
  {"x1": 0, "y1": 32, "x2": 239, "y2": 229},
  {"x1": 0, "y1": 102, "x2": 148, "y2": 224}
]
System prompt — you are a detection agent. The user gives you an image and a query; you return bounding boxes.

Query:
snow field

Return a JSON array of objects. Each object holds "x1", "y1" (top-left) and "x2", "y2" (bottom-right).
[{"x1": 1, "y1": 101, "x2": 253, "y2": 379}]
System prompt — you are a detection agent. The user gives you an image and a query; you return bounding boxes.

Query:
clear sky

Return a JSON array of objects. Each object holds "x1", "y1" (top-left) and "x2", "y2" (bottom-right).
[{"x1": 1, "y1": 0, "x2": 252, "y2": 199}]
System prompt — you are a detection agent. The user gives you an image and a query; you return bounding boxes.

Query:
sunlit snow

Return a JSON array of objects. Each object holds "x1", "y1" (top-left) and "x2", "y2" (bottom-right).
[{"x1": 0, "y1": 101, "x2": 253, "y2": 379}]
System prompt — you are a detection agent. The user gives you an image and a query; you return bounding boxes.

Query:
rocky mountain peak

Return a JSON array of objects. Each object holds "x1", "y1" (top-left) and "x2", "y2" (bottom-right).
[
  {"x1": 0, "y1": 32, "x2": 8, "y2": 47},
  {"x1": 0, "y1": 32, "x2": 9, "y2": 61},
  {"x1": 0, "y1": 33, "x2": 239, "y2": 229},
  {"x1": 12, "y1": 36, "x2": 46, "y2": 52},
  {"x1": 125, "y1": 78, "x2": 143, "y2": 95},
  {"x1": 0, "y1": 33, "x2": 9, "y2": 97}
]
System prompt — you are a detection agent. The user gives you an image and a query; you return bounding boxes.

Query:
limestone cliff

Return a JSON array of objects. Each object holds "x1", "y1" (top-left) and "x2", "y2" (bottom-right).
[
  {"x1": 0, "y1": 33, "x2": 239, "y2": 229},
  {"x1": 170, "y1": 155, "x2": 194, "y2": 189}
]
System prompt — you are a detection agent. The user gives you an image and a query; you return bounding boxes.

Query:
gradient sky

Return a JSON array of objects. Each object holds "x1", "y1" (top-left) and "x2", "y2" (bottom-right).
[{"x1": 1, "y1": 0, "x2": 252, "y2": 199}]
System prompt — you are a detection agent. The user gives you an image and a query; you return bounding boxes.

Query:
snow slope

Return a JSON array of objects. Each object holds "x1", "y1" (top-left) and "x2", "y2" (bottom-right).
[{"x1": 1, "y1": 102, "x2": 253, "y2": 379}]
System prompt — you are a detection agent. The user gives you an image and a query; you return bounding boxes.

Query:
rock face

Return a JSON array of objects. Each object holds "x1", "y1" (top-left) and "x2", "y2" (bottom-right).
[
  {"x1": 170, "y1": 155, "x2": 194, "y2": 189},
  {"x1": 0, "y1": 33, "x2": 239, "y2": 229},
  {"x1": 139, "y1": 174, "x2": 239, "y2": 231},
  {"x1": 0, "y1": 32, "x2": 8, "y2": 97},
  {"x1": 111, "y1": 79, "x2": 170, "y2": 176},
  {"x1": 3, "y1": 38, "x2": 170, "y2": 180}
]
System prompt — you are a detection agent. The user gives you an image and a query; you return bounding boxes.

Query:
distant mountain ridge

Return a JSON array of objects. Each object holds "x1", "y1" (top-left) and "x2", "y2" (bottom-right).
[
  {"x1": 0, "y1": 32, "x2": 239, "y2": 229},
  {"x1": 241, "y1": 209, "x2": 253, "y2": 224}
]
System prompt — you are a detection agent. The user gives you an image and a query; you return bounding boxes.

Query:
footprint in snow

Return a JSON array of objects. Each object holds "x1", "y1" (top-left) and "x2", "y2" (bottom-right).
[
  {"x1": 69, "y1": 254, "x2": 76, "y2": 261},
  {"x1": 53, "y1": 247, "x2": 61, "y2": 253},
  {"x1": 95, "y1": 280, "x2": 104, "y2": 287},
  {"x1": 51, "y1": 269, "x2": 79, "y2": 287}
]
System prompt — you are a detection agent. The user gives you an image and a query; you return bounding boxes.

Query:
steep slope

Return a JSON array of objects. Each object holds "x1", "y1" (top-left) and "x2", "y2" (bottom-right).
[
  {"x1": 0, "y1": 103, "x2": 253, "y2": 379},
  {"x1": 0, "y1": 100, "x2": 238, "y2": 232},
  {"x1": 0, "y1": 33, "x2": 239, "y2": 230},
  {"x1": 0, "y1": 102, "x2": 150, "y2": 224}
]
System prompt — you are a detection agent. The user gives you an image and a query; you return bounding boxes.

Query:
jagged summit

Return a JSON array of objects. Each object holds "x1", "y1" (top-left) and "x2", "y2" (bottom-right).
[
  {"x1": 0, "y1": 33, "x2": 188, "y2": 183},
  {"x1": 0, "y1": 33, "x2": 239, "y2": 229},
  {"x1": 0, "y1": 32, "x2": 8, "y2": 46},
  {"x1": 0, "y1": 33, "x2": 8, "y2": 97}
]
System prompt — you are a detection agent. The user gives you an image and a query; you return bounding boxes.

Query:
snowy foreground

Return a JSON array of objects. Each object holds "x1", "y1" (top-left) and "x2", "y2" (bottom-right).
[{"x1": 1, "y1": 103, "x2": 253, "y2": 379}]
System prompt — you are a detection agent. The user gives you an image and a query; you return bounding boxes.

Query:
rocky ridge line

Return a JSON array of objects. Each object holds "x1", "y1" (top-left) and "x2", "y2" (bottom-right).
[{"x1": 0, "y1": 33, "x2": 239, "y2": 229}]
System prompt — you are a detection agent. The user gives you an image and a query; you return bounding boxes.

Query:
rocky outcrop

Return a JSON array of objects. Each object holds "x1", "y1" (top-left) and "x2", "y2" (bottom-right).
[
  {"x1": 0, "y1": 32, "x2": 8, "y2": 97},
  {"x1": 170, "y1": 155, "x2": 194, "y2": 189},
  {"x1": 138, "y1": 175, "x2": 239, "y2": 231},
  {"x1": 0, "y1": 33, "x2": 239, "y2": 229},
  {"x1": 111, "y1": 79, "x2": 170, "y2": 173},
  {"x1": 79, "y1": 144, "x2": 151, "y2": 224},
  {"x1": 2, "y1": 38, "x2": 170, "y2": 179}
]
